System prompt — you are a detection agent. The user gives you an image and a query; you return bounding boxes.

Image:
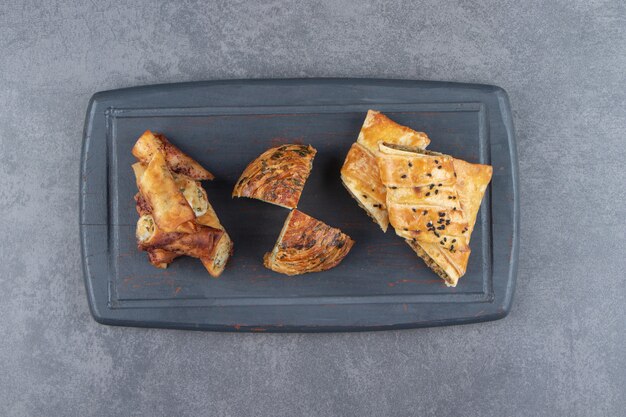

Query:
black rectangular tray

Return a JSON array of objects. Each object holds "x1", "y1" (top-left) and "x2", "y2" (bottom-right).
[{"x1": 80, "y1": 79, "x2": 519, "y2": 332}]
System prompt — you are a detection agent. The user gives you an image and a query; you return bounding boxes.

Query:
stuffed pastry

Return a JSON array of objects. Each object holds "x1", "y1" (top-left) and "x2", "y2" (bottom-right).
[
  {"x1": 132, "y1": 130, "x2": 214, "y2": 180},
  {"x1": 377, "y1": 143, "x2": 492, "y2": 286},
  {"x1": 131, "y1": 134, "x2": 232, "y2": 276},
  {"x1": 263, "y1": 210, "x2": 354, "y2": 275},
  {"x1": 232, "y1": 144, "x2": 316, "y2": 209},
  {"x1": 340, "y1": 110, "x2": 430, "y2": 232}
]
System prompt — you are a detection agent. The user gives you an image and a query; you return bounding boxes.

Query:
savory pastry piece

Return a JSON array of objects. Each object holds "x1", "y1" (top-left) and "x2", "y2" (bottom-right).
[
  {"x1": 340, "y1": 110, "x2": 430, "y2": 232},
  {"x1": 133, "y1": 153, "x2": 196, "y2": 233},
  {"x1": 135, "y1": 214, "x2": 226, "y2": 269},
  {"x1": 232, "y1": 144, "x2": 316, "y2": 209},
  {"x1": 131, "y1": 133, "x2": 232, "y2": 277},
  {"x1": 132, "y1": 130, "x2": 214, "y2": 180},
  {"x1": 263, "y1": 210, "x2": 354, "y2": 276},
  {"x1": 377, "y1": 143, "x2": 492, "y2": 287}
]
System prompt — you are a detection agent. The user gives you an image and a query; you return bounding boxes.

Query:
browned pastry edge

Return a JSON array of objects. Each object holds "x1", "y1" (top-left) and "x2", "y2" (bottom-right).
[
  {"x1": 233, "y1": 144, "x2": 316, "y2": 209},
  {"x1": 263, "y1": 209, "x2": 354, "y2": 276}
]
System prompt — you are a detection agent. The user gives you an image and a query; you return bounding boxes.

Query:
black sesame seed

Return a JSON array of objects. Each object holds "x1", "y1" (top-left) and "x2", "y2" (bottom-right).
[
  {"x1": 438, "y1": 225, "x2": 445, "y2": 230},
  {"x1": 412, "y1": 208, "x2": 416, "y2": 213},
  {"x1": 423, "y1": 210, "x2": 428, "y2": 215},
  {"x1": 453, "y1": 207, "x2": 457, "y2": 211},
  {"x1": 426, "y1": 173, "x2": 432, "y2": 177},
  {"x1": 425, "y1": 192, "x2": 430, "y2": 196},
  {"x1": 427, "y1": 222, "x2": 432, "y2": 227},
  {"x1": 443, "y1": 237, "x2": 447, "y2": 242},
  {"x1": 401, "y1": 174, "x2": 407, "y2": 179},
  {"x1": 429, "y1": 184, "x2": 434, "y2": 190},
  {"x1": 435, "y1": 189, "x2": 439, "y2": 195},
  {"x1": 440, "y1": 240, "x2": 445, "y2": 245},
  {"x1": 454, "y1": 173, "x2": 457, "y2": 177},
  {"x1": 452, "y1": 239, "x2": 456, "y2": 243},
  {"x1": 408, "y1": 162, "x2": 413, "y2": 167},
  {"x1": 438, "y1": 183, "x2": 442, "y2": 186},
  {"x1": 403, "y1": 228, "x2": 408, "y2": 231},
  {"x1": 434, "y1": 231, "x2": 440, "y2": 237},
  {"x1": 434, "y1": 160, "x2": 439, "y2": 164},
  {"x1": 362, "y1": 194, "x2": 368, "y2": 198},
  {"x1": 390, "y1": 186, "x2": 397, "y2": 189},
  {"x1": 450, "y1": 245, "x2": 455, "y2": 251},
  {"x1": 439, "y1": 212, "x2": 445, "y2": 217},
  {"x1": 438, "y1": 165, "x2": 442, "y2": 169},
  {"x1": 446, "y1": 220, "x2": 450, "y2": 225}
]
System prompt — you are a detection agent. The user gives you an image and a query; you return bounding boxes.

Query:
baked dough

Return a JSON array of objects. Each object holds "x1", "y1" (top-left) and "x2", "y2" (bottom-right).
[
  {"x1": 263, "y1": 210, "x2": 354, "y2": 275},
  {"x1": 131, "y1": 136, "x2": 231, "y2": 276},
  {"x1": 134, "y1": 152, "x2": 196, "y2": 234},
  {"x1": 377, "y1": 143, "x2": 492, "y2": 286},
  {"x1": 132, "y1": 130, "x2": 214, "y2": 180},
  {"x1": 233, "y1": 144, "x2": 316, "y2": 209},
  {"x1": 340, "y1": 110, "x2": 430, "y2": 231}
]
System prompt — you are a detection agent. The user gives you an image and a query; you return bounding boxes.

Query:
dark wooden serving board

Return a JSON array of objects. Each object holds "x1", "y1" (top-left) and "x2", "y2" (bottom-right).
[{"x1": 80, "y1": 79, "x2": 519, "y2": 332}]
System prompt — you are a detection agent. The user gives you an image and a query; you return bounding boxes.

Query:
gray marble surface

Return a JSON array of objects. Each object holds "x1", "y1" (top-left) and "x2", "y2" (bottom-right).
[{"x1": 1, "y1": 1, "x2": 624, "y2": 416}]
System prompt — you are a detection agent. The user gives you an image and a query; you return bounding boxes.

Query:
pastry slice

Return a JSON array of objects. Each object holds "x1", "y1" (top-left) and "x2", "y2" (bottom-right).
[
  {"x1": 133, "y1": 152, "x2": 196, "y2": 233},
  {"x1": 132, "y1": 130, "x2": 214, "y2": 180},
  {"x1": 340, "y1": 110, "x2": 430, "y2": 232},
  {"x1": 133, "y1": 161, "x2": 233, "y2": 276},
  {"x1": 263, "y1": 210, "x2": 354, "y2": 275},
  {"x1": 377, "y1": 143, "x2": 492, "y2": 286},
  {"x1": 136, "y1": 214, "x2": 225, "y2": 268},
  {"x1": 233, "y1": 144, "x2": 316, "y2": 209}
]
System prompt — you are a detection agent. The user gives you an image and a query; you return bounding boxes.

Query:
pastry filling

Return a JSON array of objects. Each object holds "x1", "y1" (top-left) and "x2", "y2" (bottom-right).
[
  {"x1": 408, "y1": 241, "x2": 455, "y2": 286},
  {"x1": 136, "y1": 215, "x2": 155, "y2": 242}
]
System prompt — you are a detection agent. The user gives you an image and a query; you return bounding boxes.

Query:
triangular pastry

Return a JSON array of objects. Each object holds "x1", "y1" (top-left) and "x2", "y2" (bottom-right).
[
  {"x1": 340, "y1": 110, "x2": 430, "y2": 231},
  {"x1": 377, "y1": 143, "x2": 492, "y2": 286}
]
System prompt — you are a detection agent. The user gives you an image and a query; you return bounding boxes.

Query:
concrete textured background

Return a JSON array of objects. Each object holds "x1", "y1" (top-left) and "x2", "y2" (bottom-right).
[{"x1": 1, "y1": 0, "x2": 624, "y2": 416}]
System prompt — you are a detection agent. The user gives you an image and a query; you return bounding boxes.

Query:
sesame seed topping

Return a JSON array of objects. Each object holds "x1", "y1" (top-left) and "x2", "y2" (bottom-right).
[
  {"x1": 412, "y1": 208, "x2": 416, "y2": 212},
  {"x1": 435, "y1": 189, "x2": 439, "y2": 195},
  {"x1": 423, "y1": 210, "x2": 428, "y2": 215},
  {"x1": 408, "y1": 162, "x2": 413, "y2": 167},
  {"x1": 438, "y1": 212, "x2": 445, "y2": 217},
  {"x1": 401, "y1": 174, "x2": 407, "y2": 179},
  {"x1": 425, "y1": 192, "x2": 430, "y2": 196},
  {"x1": 438, "y1": 165, "x2": 442, "y2": 169}
]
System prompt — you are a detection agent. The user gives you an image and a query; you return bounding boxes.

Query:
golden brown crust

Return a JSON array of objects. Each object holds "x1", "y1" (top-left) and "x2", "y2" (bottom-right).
[
  {"x1": 136, "y1": 151, "x2": 197, "y2": 233},
  {"x1": 340, "y1": 143, "x2": 389, "y2": 231},
  {"x1": 357, "y1": 110, "x2": 430, "y2": 154},
  {"x1": 452, "y1": 159, "x2": 493, "y2": 238},
  {"x1": 263, "y1": 210, "x2": 354, "y2": 276},
  {"x1": 340, "y1": 111, "x2": 430, "y2": 231},
  {"x1": 232, "y1": 144, "x2": 316, "y2": 209},
  {"x1": 132, "y1": 136, "x2": 232, "y2": 276},
  {"x1": 377, "y1": 143, "x2": 491, "y2": 286},
  {"x1": 132, "y1": 130, "x2": 214, "y2": 180},
  {"x1": 137, "y1": 221, "x2": 225, "y2": 262}
]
